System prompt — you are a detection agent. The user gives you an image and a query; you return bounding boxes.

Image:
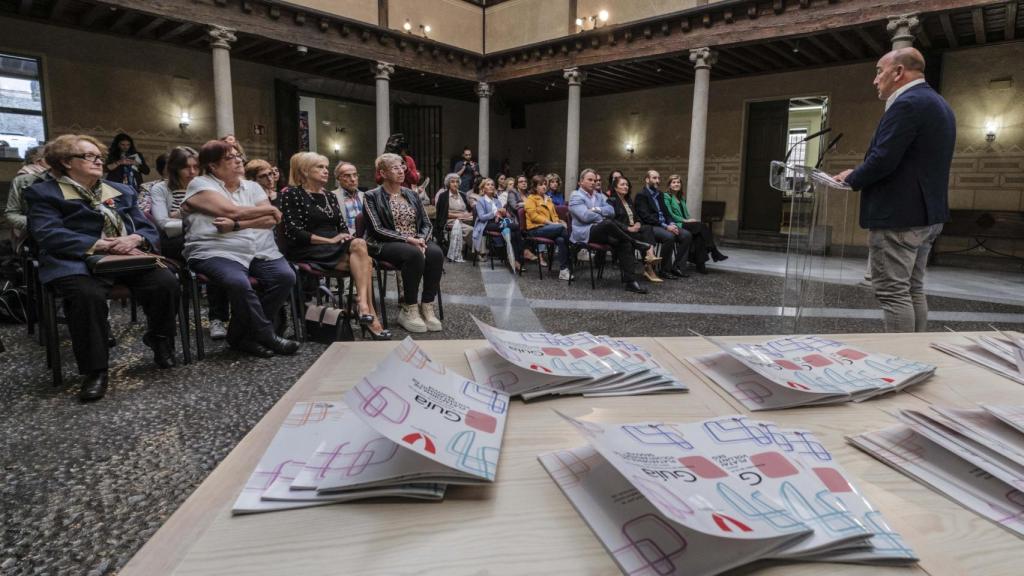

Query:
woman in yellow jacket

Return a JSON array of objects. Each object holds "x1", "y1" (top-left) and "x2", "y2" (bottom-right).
[{"x1": 523, "y1": 175, "x2": 572, "y2": 281}]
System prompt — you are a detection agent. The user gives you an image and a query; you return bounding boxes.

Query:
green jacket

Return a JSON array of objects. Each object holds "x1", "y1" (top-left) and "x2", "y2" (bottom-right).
[{"x1": 662, "y1": 192, "x2": 690, "y2": 224}]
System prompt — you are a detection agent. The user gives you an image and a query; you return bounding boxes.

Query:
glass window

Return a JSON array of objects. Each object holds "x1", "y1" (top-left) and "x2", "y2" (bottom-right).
[
  {"x1": 787, "y1": 128, "x2": 808, "y2": 167},
  {"x1": 0, "y1": 53, "x2": 46, "y2": 161}
]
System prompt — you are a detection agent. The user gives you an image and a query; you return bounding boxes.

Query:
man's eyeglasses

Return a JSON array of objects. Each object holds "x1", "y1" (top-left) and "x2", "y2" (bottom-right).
[
  {"x1": 72, "y1": 153, "x2": 104, "y2": 163},
  {"x1": 256, "y1": 172, "x2": 273, "y2": 180}
]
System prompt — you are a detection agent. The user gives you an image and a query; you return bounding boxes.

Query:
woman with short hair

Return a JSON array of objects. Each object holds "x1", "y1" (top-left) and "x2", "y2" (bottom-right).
[
  {"x1": 26, "y1": 134, "x2": 180, "y2": 401},
  {"x1": 245, "y1": 158, "x2": 279, "y2": 205},
  {"x1": 524, "y1": 174, "x2": 572, "y2": 280},
  {"x1": 363, "y1": 153, "x2": 444, "y2": 333},
  {"x1": 279, "y1": 152, "x2": 389, "y2": 340},
  {"x1": 182, "y1": 140, "x2": 299, "y2": 357},
  {"x1": 433, "y1": 173, "x2": 472, "y2": 263}
]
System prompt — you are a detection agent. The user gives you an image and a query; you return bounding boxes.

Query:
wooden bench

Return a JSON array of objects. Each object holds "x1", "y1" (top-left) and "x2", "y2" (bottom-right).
[{"x1": 933, "y1": 209, "x2": 1024, "y2": 263}]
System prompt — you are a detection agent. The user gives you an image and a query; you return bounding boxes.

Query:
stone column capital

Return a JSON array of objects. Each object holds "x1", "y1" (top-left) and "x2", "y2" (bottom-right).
[
  {"x1": 689, "y1": 47, "x2": 717, "y2": 70},
  {"x1": 886, "y1": 13, "x2": 921, "y2": 42},
  {"x1": 475, "y1": 82, "x2": 493, "y2": 99},
  {"x1": 374, "y1": 61, "x2": 395, "y2": 80},
  {"x1": 563, "y1": 67, "x2": 587, "y2": 86},
  {"x1": 207, "y1": 26, "x2": 237, "y2": 50}
]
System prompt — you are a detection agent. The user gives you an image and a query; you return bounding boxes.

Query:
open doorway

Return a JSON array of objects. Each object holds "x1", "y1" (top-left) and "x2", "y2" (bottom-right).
[{"x1": 740, "y1": 95, "x2": 829, "y2": 234}]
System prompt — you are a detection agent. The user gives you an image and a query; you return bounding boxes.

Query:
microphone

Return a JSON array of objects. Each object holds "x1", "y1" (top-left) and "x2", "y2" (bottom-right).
[
  {"x1": 784, "y1": 127, "x2": 832, "y2": 163},
  {"x1": 815, "y1": 133, "x2": 843, "y2": 169}
]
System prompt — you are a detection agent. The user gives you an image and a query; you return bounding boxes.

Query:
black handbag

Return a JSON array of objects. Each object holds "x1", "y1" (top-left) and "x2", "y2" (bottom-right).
[
  {"x1": 303, "y1": 285, "x2": 354, "y2": 343},
  {"x1": 85, "y1": 254, "x2": 160, "y2": 275}
]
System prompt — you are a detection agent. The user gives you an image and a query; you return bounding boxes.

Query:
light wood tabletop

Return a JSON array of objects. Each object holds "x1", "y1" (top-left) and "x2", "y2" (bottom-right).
[{"x1": 120, "y1": 333, "x2": 1024, "y2": 576}]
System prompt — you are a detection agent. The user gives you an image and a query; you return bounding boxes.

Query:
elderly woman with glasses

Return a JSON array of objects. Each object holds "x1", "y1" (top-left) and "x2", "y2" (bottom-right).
[
  {"x1": 245, "y1": 159, "x2": 279, "y2": 206},
  {"x1": 364, "y1": 152, "x2": 444, "y2": 334},
  {"x1": 433, "y1": 173, "x2": 472, "y2": 262},
  {"x1": 182, "y1": 140, "x2": 299, "y2": 358},
  {"x1": 25, "y1": 134, "x2": 181, "y2": 401}
]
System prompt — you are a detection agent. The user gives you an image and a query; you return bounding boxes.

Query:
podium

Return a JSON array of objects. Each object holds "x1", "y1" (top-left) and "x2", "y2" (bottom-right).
[{"x1": 769, "y1": 161, "x2": 855, "y2": 333}]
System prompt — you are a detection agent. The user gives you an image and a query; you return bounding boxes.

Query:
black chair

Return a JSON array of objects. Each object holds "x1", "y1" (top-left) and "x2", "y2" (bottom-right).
[{"x1": 518, "y1": 207, "x2": 555, "y2": 280}]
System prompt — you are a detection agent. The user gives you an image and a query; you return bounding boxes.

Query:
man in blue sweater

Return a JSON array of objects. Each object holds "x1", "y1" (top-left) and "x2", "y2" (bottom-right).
[{"x1": 835, "y1": 48, "x2": 955, "y2": 332}]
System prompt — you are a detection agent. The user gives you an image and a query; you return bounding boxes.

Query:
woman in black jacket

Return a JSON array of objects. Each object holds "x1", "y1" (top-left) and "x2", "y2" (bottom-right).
[
  {"x1": 364, "y1": 153, "x2": 444, "y2": 334},
  {"x1": 607, "y1": 175, "x2": 662, "y2": 283}
]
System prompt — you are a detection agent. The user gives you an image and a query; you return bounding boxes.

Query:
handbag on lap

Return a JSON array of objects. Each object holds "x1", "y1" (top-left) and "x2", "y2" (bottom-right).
[{"x1": 85, "y1": 254, "x2": 161, "y2": 275}]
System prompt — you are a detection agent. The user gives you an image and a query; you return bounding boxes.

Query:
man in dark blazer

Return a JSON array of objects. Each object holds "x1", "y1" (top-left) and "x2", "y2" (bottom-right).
[
  {"x1": 835, "y1": 48, "x2": 955, "y2": 333},
  {"x1": 636, "y1": 170, "x2": 692, "y2": 278},
  {"x1": 26, "y1": 134, "x2": 180, "y2": 401}
]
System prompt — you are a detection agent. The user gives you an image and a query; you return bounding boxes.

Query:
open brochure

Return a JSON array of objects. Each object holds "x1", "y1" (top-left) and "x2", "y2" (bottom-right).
[
  {"x1": 931, "y1": 331, "x2": 1024, "y2": 385},
  {"x1": 467, "y1": 316, "x2": 688, "y2": 398},
  {"x1": 849, "y1": 404, "x2": 1024, "y2": 537},
  {"x1": 233, "y1": 337, "x2": 509, "y2": 514},
  {"x1": 689, "y1": 335, "x2": 935, "y2": 410},
  {"x1": 540, "y1": 413, "x2": 915, "y2": 575}
]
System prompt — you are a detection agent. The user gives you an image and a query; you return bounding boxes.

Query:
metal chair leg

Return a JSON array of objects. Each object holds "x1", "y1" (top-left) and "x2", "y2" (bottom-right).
[
  {"x1": 588, "y1": 249, "x2": 597, "y2": 290},
  {"x1": 178, "y1": 282, "x2": 191, "y2": 365},
  {"x1": 189, "y1": 272, "x2": 205, "y2": 360},
  {"x1": 377, "y1": 268, "x2": 389, "y2": 329}
]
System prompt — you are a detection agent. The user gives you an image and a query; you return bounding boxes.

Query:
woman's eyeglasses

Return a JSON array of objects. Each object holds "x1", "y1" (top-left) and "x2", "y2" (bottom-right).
[{"x1": 72, "y1": 153, "x2": 104, "y2": 163}]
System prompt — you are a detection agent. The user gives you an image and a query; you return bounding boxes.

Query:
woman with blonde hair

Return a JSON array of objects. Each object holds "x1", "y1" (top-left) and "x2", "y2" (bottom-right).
[{"x1": 279, "y1": 152, "x2": 390, "y2": 339}]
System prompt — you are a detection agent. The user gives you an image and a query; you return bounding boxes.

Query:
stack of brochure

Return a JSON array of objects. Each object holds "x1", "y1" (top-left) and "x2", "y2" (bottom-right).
[
  {"x1": 233, "y1": 337, "x2": 510, "y2": 514},
  {"x1": 539, "y1": 413, "x2": 917, "y2": 575},
  {"x1": 465, "y1": 316, "x2": 688, "y2": 399},
  {"x1": 931, "y1": 330, "x2": 1024, "y2": 385},
  {"x1": 849, "y1": 404, "x2": 1024, "y2": 537},
  {"x1": 689, "y1": 335, "x2": 935, "y2": 410}
]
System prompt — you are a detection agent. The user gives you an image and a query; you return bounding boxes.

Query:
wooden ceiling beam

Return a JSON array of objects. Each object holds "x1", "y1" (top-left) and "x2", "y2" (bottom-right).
[
  {"x1": 161, "y1": 22, "x2": 194, "y2": 41},
  {"x1": 829, "y1": 30, "x2": 867, "y2": 58},
  {"x1": 971, "y1": 7, "x2": 987, "y2": 44},
  {"x1": 804, "y1": 34, "x2": 842, "y2": 61},
  {"x1": 79, "y1": 5, "x2": 109, "y2": 27},
  {"x1": 939, "y1": 13, "x2": 960, "y2": 47},
  {"x1": 761, "y1": 42, "x2": 810, "y2": 67},
  {"x1": 854, "y1": 28, "x2": 886, "y2": 56},
  {"x1": 135, "y1": 16, "x2": 165, "y2": 37},
  {"x1": 1007, "y1": 1, "x2": 1018, "y2": 40}
]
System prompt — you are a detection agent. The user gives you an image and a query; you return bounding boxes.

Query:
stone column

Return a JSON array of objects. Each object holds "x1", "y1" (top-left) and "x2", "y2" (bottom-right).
[
  {"x1": 208, "y1": 26, "x2": 237, "y2": 138},
  {"x1": 476, "y1": 82, "x2": 492, "y2": 178},
  {"x1": 374, "y1": 62, "x2": 395, "y2": 155},
  {"x1": 685, "y1": 47, "x2": 716, "y2": 221},
  {"x1": 563, "y1": 67, "x2": 586, "y2": 193},
  {"x1": 886, "y1": 13, "x2": 920, "y2": 50}
]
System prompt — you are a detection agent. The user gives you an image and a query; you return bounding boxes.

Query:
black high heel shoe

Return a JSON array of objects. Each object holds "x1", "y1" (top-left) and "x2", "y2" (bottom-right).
[{"x1": 358, "y1": 312, "x2": 392, "y2": 340}]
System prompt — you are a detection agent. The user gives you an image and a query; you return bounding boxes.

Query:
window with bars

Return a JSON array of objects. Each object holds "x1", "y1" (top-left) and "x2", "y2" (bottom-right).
[
  {"x1": 787, "y1": 128, "x2": 808, "y2": 166},
  {"x1": 0, "y1": 53, "x2": 46, "y2": 161}
]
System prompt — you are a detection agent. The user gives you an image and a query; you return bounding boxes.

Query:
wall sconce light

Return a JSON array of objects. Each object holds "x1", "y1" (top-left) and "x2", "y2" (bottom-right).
[
  {"x1": 178, "y1": 111, "x2": 191, "y2": 134},
  {"x1": 420, "y1": 24, "x2": 431, "y2": 36},
  {"x1": 333, "y1": 142, "x2": 341, "y2": 155},
  {"x1": 403, "y1": 19, "x2": 412, "y2": 32},
  {"x1": 625, "y1": 141, "x2": 635, "y2": 155},
  {"x1": 576, "y1": 10, "x2": 610, "y2": 32},
  {"x1": 985, "y1": 119, "x2": 999, "y2": 143}
]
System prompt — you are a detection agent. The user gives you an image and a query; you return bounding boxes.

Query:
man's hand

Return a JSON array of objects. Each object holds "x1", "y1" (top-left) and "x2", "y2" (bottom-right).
[
  {"x1": 667, "y1": 224, "x2": 680, "y2": 235},
  {"x1": 833, "y1": 169, "x2": 854, "y2": 183}
]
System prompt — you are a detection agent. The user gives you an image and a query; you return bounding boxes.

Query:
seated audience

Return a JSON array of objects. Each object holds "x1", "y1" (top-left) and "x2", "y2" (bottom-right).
[
  {"x1": 636, "y1": 170, "x2": 693, "y2": 279},
  {"x1": 6, "y1": 145, "x2": 51, "y2": 251},
  {"x1": 363, "y1": 152, "x2": 443, "y2": 334},
  {"x1": 607, "y1": 175, "x2": 664, "y2": 283},
  {"x1": 434, "y1": 173, "x2": 472, "y2": 262},
  {"x1": 150, "y1": 146, "x2": 198, "y2": 260},
  {"x1": 507, "y1": 174, "x2": 535, "y2": 261},
  {"x1": 104, "y1": 132, "x2": 149, "y2": 192},
  {"x1": 280, "y1": 152, "x2": 389, "y2": 340},
  {"x1": 524, "y1": 175, "x2": 572, "y2": 280},
  {"x1": 25, "y1": 134, "x2": 180, "y2": 401},
  {"x1": 332, "y1": 161, "x2": 364, "y2": 231},
  {"x1": 664, "y1": 174, "x2": 727, "y2": 274},
  {"x1": 569, "y1": 168, "x2": 649, "y2": 294},
  {"x1": 245, "y1": 159, "x2": 279, "y2": 205},
  {"x1": 182, "y1": 139, "x2": 299, "y2": 358},
  {"x1": 545, "y1": 173, "x2": 564, "y2": 206},
  {"x1": 473, "y1": 178, "x2": 524, "y2": 274}
]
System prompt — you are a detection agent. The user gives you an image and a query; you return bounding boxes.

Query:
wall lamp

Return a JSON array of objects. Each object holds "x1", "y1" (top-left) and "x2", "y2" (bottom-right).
[
  {"x1": 333, "y1": 142, "x2": 341, "y2": 155},
  {"x1": 625, "y1": 141, "x2": 635, "y2": 155},
  {"x1": 985, "y1": 119, "x2": 999, "y2": 143},
  {"x1": 402, "y1": 19, "x2": 431, "y2": 36},
  {"x1": 575, "y1": 10, "x2": 610, "y2": 32},
  {"x1": 178, "y1": 111, "x2": 191, "y2": 134}
]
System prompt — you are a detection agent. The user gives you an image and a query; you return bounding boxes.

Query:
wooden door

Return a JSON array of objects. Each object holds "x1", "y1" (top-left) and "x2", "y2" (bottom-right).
[
  {"x1": 741, "y1": 100, "x2": 789, "y2": 232},
  {"x1": 274, "y1": 80, "x2": 299, "y2": 183}
]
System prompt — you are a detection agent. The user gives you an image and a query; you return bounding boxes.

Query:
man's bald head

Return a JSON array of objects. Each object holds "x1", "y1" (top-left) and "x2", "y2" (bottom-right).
[{"x1": 873, "y1": 47, "x2": 926, "y2": 101}]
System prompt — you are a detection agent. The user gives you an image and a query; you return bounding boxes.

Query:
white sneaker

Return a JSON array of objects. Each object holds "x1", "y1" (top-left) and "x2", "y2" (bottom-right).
[
  {"x1": 209, "y1": 319, "x2": 227, "y2": 340},
  {"x1": 558, "y1": 268, "x2": 574, "y2": 281},
  {"x1": 419, "y1": 303, "x2": 443, "y2": 332},
  {"x1": 577, "y1": 250, "x2": 590, "y2": 262},
  {"x1": 398, "y1": 303, "x2": 428, "y2": 333}
]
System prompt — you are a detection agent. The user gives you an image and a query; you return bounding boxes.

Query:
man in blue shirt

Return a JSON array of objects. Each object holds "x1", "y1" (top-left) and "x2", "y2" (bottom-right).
[{"x1": 635, "y1": 170, "x2": 692, "y2": 278}]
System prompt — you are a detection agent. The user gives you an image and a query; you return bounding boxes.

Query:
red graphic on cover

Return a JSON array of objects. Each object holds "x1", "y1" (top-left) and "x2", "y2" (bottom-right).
[{"x1": 402, "y1": 432, "x2": 436, "y2": 454}]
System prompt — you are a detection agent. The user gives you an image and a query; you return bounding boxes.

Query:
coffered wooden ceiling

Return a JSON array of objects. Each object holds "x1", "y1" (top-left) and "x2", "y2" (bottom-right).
[{"x1": 1, "y1": 0, "x2": 1020, "y2": 104}]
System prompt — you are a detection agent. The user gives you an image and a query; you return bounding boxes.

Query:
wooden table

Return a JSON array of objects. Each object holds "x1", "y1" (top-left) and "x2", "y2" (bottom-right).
[{"x1": 121, "y1": 334, "x2": 1024, "y2": 576}]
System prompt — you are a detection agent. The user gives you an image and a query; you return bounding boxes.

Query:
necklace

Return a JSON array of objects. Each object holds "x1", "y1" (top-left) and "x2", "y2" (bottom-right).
[{"x1": 303, "y1": 187, "x2": 335, "y2": 218}]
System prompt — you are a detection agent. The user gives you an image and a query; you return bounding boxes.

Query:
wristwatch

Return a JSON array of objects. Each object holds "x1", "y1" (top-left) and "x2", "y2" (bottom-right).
[{"x1": 232, "y1": 219, "x2": 240, "y2": 231}]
